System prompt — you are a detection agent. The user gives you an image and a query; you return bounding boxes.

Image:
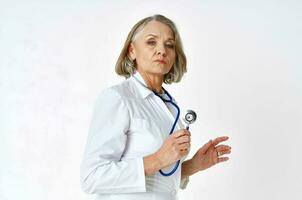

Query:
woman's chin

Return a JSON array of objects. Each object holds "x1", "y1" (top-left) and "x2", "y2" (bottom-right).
[
  {"x1": 152, "y1": 65, "x2": 171, "y2": 75},
  {"x1": 149, "y1": 70, "x2": 169, "y2": 77}
]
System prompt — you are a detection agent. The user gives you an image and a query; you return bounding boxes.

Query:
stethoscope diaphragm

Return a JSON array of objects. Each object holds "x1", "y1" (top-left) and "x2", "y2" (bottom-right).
[{"x1": 183, "y1": 110, "x2": 197, "y2": 130}]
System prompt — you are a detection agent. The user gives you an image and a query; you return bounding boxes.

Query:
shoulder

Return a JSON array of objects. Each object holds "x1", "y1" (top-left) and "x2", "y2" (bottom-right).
[{"x1": 96, "y1": 78, "x2": 138, "y2": 101}]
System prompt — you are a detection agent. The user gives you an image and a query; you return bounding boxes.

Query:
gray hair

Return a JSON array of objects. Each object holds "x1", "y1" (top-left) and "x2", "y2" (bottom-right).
[{"x1": 115, "y1": 14, "x2": 187, "y2": 84}]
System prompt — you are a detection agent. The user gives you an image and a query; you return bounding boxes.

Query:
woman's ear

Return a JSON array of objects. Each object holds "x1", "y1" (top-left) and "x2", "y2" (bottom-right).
[{"x1": 128, "y1": 43, "x2": 136, "y2": 60}]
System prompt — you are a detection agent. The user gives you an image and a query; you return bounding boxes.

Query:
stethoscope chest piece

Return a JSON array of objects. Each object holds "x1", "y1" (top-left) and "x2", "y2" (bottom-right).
[{"x1": 183, "y1": 110, "x2": 197, "y2": 130}]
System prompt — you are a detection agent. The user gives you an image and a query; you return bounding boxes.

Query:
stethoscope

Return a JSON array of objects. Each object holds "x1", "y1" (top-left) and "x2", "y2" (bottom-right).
[{"x1": 132, "y1": 74, "x2": 197, "y2": 176}]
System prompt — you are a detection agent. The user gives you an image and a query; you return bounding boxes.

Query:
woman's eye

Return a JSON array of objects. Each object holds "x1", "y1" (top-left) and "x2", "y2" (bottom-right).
[
  {"x1": 146, "y1": 40, "x2": 174, "y2": 49},
  {"x1": 147, "y1": 41, "x2": 156, "y2": 45},
  {"x1": 166, "y1": 44, "x2": 175, "y2": 49}
]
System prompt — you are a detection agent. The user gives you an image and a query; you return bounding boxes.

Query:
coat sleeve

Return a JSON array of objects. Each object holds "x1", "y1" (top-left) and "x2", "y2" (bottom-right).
[
  {"x1": 180, "y1": 176, "x2": 190, "y2": 189},
  {"x1": 80, "y1": 88, "x2": 146, "y2": 194}
]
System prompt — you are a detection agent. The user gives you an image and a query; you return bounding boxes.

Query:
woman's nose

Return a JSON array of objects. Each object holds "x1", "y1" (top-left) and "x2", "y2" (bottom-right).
[{"x1": 156, "y1": 44, "x2": 167, "y2": 57}]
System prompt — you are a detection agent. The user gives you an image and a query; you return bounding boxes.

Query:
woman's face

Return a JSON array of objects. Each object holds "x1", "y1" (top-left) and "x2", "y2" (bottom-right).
[{"x1": 128, "y1": 21, "x2": 176, "y2": 77}]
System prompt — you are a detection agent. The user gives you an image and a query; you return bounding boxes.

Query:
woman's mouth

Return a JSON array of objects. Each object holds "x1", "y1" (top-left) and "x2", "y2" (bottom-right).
[{"x1": 155, "y1": 60, "x2": 166, "y2": 64}]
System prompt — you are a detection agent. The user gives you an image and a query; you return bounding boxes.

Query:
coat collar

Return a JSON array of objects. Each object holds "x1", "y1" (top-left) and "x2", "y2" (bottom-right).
[
  {"x1": 130, "y1": 71, "x2": 176, "y2": 103},
  {"x1": 130, "y1": 71, "x2": 154, "y2": 99}
]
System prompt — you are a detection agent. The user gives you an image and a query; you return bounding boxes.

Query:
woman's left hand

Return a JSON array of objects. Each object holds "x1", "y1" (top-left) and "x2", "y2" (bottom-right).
[{"x1": 190, "y1": 136, "x2": 231, "y2": 173}]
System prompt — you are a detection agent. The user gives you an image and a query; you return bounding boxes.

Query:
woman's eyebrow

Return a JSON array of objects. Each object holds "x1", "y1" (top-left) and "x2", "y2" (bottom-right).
[{"x1": 146, "y1": 34, "x2": 175, "y2": 41}]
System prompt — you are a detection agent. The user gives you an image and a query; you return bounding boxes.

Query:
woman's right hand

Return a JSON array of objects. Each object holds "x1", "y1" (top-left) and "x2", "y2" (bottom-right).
[
  {"x1": 143, "y1": 129, "x2": 191, "y2": 175},
  {"x1": 156, "y1": 129, "x2": 191, "y2": 168}
]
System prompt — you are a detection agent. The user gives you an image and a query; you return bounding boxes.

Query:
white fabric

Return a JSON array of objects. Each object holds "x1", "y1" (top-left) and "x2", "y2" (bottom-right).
[{"x1": 80, "y1": 71, "x2": 190, "y2": 200}]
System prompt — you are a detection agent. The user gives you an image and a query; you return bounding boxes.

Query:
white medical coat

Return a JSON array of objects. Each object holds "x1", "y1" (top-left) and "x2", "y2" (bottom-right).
[{"x1": 80, "y1": 72, "x2": 189, "y2": 200}]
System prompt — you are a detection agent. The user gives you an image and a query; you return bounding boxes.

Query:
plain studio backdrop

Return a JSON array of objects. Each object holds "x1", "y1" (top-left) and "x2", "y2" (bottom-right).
[{"x1": 0, "y1": 0, "x2": 301, "y2": 199}]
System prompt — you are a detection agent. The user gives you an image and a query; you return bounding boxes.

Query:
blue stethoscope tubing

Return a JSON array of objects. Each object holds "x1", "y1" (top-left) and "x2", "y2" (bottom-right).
[
  {"x1": 153, "y1": 88, "x2": 189, "y2": 176},
  {"x1": 132, "y1": 74, "x2": 187, "y2": 176}
]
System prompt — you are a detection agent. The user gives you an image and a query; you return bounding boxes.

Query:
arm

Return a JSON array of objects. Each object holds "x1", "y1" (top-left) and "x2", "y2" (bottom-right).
[
  {"x1": 143, "y1": 153, "x2": 162, "y2": 176},
  {"x1": 181, "y1": 159, "x2": 197, "y2": 180},
  {"x1": 80, "y1": 88, "x2": 146, "y2": 194}
]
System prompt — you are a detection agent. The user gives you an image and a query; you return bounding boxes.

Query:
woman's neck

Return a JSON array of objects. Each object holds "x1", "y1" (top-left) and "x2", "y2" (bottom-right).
[{"x1": 137, "y1": 70, "x2": 164, "y2": 94}]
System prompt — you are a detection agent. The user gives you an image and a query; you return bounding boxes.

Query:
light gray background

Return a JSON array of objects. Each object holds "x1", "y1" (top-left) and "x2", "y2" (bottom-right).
[{"x1": 0, "y1": 0, "x2": 301, "y2": 199}]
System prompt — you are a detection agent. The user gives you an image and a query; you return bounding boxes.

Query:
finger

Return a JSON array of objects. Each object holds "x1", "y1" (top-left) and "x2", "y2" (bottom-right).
[
  {"x1": 180, "y1": 148, "x2": 189, "y2": 153},
  {"x1": 215, "y1": 145, "x2": 232, "y2": 151},
  {"x1": 218, "y1": 149, "x2": 231, "y2": 156},
  {"x1": 178, "y1": 143, "x2": 190, "y2": 151},
  {"x1": 179, "y1": 149, "x2": 189, "y2": 157},
  {"x1": 217, "y1": 157, "x2": 229, "y2": 163},
  {"x1": 173, "y1": 129, "x2": 190, "y2": 138},
  {"x1": 211, "y1": 147, "x2": 218, "y2": 158},
  {"x1": 212, "y1": 136, "x2": 229, "y2": 146},
  {"x1": 176, "y1": 135, "x2": 190, "y2": 144}
]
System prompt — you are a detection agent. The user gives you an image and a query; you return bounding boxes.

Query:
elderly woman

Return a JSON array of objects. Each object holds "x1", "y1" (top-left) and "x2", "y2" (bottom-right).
[{"x1": 80, "y1": 14, "x2": 231, "y2": 200}]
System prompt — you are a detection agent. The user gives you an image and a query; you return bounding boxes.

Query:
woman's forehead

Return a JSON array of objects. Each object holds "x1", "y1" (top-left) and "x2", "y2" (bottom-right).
[{"x1": 141, "y1": 21, "x2": 174, "y2": 39}]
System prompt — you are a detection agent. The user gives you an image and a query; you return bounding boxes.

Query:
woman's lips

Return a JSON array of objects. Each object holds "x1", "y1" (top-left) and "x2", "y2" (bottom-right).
[{"x1": 155, "y1": 60, "x2": 166, "y2": 64}]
